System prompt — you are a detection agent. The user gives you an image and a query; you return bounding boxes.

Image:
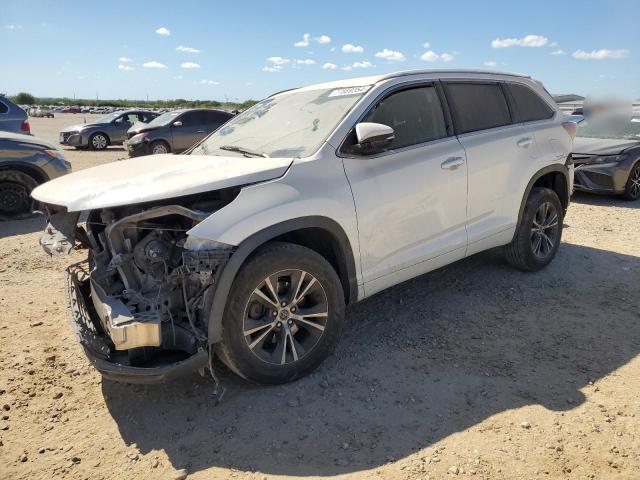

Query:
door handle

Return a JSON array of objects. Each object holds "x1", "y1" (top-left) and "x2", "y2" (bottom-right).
[
  {"x1": 517, "y1": 137, "x2": 533, "y2": 148},
  {"x1": 441, "y1": 156, "x2": 465, "y2": 170},
  {"x1": 196, "y1": 130, "x2": 205, "y2": 133}
]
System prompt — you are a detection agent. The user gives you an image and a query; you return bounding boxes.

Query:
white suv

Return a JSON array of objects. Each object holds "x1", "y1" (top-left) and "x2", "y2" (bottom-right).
[{"x1": 33, "y1": 69, "x2": 575, "y2": 385}]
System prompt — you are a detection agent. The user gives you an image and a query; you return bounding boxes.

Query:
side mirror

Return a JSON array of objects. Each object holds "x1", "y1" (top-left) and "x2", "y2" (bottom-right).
[
  {"x1": 347, "y1": 122, "x2": 395, "y2": 155},
  {"x1": 172, "y1": 121, "x2": 183, "y2": 128}
]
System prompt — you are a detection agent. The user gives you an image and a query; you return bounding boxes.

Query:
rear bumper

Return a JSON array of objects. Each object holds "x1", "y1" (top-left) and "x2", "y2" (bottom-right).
[{"x1": 65, "y1": 262, "x2": 208, "y2": 384}]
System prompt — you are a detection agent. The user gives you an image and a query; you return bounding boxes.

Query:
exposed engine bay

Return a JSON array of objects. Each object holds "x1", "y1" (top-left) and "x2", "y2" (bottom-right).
[{"x1": 40, "y1": 189, "x2": 239, "y2": 372}]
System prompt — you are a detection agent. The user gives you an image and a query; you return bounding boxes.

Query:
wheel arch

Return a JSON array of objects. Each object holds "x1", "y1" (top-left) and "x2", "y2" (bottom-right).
[
  {"x1": 205, "y1": 216, "x2": 358, "y2": 344},
  {"x1": 0, "y1": 162, "x2": 48, "y2": 184},
  {"x1": 517, "y1": 164, "x2": 570, "y2": 228}
]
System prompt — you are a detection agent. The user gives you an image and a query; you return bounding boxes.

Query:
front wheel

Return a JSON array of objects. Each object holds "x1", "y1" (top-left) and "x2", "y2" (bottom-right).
[
  {"x1": 89, "y1": 133, "x2": 109, "y2": 150},
  {"x1": 150, "y1": 140, "x2": 170, "y2": 155},
  {"x1": 504, "y1": 187, "x2": 563, "y2": 272},
  {"x1": 217, "y1": 242, "x2": 345, "y2": 385},
  {"x1": 623, "y1": 163, "x2": 640, "y2": 201}
]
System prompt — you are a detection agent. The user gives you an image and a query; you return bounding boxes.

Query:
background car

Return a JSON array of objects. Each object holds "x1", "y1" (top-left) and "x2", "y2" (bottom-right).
[
  {"x1": 124, "y1": 108, "x2": 233, "y2": 156},
  {"x1": 0, "y1": 131, "x2": 71, "y2": 219},
  {"x1": 572, "y1": 114, "x2": 640, "y2": 200},
  {"x1": 0, "y1": 95, "x2": 30, "y2": 134},
  {"x1": 29, "y1": 106, "x2": 55, "y2": 118},
  {"x1": 59, "y1": 109, "x2": 159, "y2": 150}
]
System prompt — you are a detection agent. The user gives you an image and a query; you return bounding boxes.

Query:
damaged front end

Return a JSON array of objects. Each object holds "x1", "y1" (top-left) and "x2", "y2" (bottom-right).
[{"x1": 41, "y1": 193, "x2": 237, "y2": 383}]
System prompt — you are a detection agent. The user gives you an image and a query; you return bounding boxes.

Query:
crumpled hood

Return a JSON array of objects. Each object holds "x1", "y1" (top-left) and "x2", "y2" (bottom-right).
[
  {"x1": 32, "y1": 153, "x2": 293, "y2": 211},
  {"x1": 573, "y1": 137, "x2": 640, "y2": 156}
]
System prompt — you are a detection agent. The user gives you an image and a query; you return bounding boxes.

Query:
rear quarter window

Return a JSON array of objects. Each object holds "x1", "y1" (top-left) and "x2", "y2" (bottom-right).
[
  {"x1": 507, "y1": 83, "x2": 555, "y2": 123},
  {"x1": 0, "y1": 101, "x2": 8, "y2": 114},
  {"x1": 444, "y1": 82, "x2": 512, "y2": 134}
]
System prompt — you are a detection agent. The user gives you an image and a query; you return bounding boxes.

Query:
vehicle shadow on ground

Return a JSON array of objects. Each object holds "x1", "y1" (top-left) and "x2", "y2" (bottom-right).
[
  {"x1": 0, "y1": 215, "x2": 45, "y2": 239},
  {"x1": 102, "y1": 242, "x2": 640, "y2": 477},
  {"x1": 571, "y1": 191, "x2": 639, "y2": 209}
]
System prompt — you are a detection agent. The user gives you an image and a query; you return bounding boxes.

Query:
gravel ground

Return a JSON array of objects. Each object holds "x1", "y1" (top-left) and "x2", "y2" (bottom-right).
[{"x1": 1, "y1": 114, "x2": 639, "y2": 480}]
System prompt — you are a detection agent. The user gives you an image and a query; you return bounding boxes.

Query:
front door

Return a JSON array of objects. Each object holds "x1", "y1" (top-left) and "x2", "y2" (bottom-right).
[{"x1": 342, "y1": 84, "x2": 468, "y2": 296}]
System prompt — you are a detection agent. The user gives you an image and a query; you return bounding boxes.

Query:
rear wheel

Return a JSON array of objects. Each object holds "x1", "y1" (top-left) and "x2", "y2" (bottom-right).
[
  {"x1": 623, "y1": 163, "x2": 640, "y2": 201},
  {"x1": 89, "y1": 133, "x2": 109, "y2": 150},
  {"x1": 217, "y1": 242, "x2": 345, "y2": 384},
  {"x1": 504, "y1": 187, "x2": 563, "y2": 271},
  {"x1": 0, "y1": 170, "x2": 39, "y2": 219}
]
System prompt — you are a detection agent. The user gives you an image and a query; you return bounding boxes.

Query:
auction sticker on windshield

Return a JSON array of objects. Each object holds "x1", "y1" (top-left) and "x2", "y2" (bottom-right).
[{"x1": 328, "y1": 86, "x2": 370, "y2": 97}]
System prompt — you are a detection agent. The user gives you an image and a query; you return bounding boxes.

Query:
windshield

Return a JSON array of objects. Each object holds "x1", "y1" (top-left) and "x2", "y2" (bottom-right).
[
  {"x1": 94, "y1": 112, "x2": 123, "y2": 123},
  {"x1": 576, "y1": 116, "x2": 640, "y2": 140},
  {"x1": 146, "y1": 111, "x2": 181, "y2": 127},
  {"x1": 190, "y1": 86, "x2": 369, "y2": 158}
]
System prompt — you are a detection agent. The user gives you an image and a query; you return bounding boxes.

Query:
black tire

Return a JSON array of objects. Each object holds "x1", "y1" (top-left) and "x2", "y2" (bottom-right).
[
  {"x1": 504, "y1": 187, "x2": 563, "y2": 272},
  {"x1": 0, "y1": 170, "x2": 39, "y2": 219},
  {"x1": 622, "y1": 162, "x2": 640, "y2": 201},
  {"x1": 217, "y1": 242, "x2": 345, "y2": 385},
  {"x1": 150, "y1": 140, "x2": 171, "y2": 155},
  {"x1": 89, "y1": 132, "x2": 109, "y2": 150}
]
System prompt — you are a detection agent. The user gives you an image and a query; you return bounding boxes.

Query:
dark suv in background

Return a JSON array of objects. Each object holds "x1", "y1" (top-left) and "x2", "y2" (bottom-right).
[{"x1": 124, "y1": 108, "x2": 233, "y2": 156}]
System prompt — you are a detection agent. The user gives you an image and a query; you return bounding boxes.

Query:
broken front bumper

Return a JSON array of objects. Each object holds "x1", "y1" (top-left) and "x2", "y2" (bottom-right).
[{"x1": 65, "y1": 262, "x2": 208, "y2": 383}]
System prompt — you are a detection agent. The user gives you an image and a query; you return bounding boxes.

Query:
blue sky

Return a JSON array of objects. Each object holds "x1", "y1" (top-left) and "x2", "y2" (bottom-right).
[{"x1": 1, "y1": 0, "x2": 638, "y2": 101}]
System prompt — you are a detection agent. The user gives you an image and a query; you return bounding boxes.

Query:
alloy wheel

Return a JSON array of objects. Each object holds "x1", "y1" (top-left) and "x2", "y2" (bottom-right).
[
  {"x1": 0, "y1": 181, "x2": 30, "y2": 215},
  {"x1": 92, "y1": 134, "x2": 107, "y2": 149},
  {"x1": 531, "y1": 201, "x2": 559, "y2": 259},
  {"x1": 242, "y1": 269, "x2": 329, "y2": 365},
  {"x1": 629, "y1": 166, "x2": 640, "y2": 199}
]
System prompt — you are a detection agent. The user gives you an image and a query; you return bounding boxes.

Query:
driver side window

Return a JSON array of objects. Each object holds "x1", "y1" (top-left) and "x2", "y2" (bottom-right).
[{"x1": 363, "y1": 86, "x2": 447, "y2": 150}]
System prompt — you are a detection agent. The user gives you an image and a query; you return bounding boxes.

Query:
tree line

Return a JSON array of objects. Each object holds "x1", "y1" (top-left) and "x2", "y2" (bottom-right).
[{"x1": 11, "y1": 92, "x2": 258, "y2": 111}]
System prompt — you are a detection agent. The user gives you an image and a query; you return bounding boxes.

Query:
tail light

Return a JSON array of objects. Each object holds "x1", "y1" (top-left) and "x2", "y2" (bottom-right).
[
  {"x1": 21, "y1": 120, "x2": 30, "y2": 134},
  {"x1": 562, "y1": 121, "x2": 577, "y2": 140}
]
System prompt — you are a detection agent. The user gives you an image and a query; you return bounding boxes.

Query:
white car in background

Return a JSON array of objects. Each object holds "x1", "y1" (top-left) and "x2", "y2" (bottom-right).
[{"x1": 32, "y1": 69, "x2": 575, "y2": 386}]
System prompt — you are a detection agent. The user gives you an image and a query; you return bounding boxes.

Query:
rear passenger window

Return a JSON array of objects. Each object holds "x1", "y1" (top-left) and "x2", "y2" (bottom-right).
[
  {"x1": 445, "y1": 83, "x2": 511, "y2": 134},
  {"x1": 507, "y1": 83, "x2": 554, "y2": 122},
  {"x1": 362, "y1": 86, "x2": 447, "y2": 150},
  {"x1": 204, "y1": 111, "x2": 231, "y2": 126}
]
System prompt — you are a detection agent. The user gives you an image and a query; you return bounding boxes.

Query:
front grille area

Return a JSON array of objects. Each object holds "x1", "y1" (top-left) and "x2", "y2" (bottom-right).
[
  {"x1": 60, "y1": 132, "x2": 72, "y2": 142},
  {"x1": 583, "y1": 171, "x2": 614, "y2": 189}
]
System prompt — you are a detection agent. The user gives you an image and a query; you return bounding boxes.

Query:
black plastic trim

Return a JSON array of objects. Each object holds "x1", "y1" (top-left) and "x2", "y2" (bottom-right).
[{"x1": 516, "y1": 164, "x2": 570, "y2": 228}]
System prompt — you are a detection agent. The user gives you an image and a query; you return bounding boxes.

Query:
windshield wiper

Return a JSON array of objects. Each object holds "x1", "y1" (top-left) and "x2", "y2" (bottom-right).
[{"x1": 219, "y1": 145, "x2": 269, "y2": 158}]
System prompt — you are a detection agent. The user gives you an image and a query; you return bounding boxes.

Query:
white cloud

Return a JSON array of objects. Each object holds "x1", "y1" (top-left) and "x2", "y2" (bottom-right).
[
  {"x1": 352, "y1": 61, "x2": 374, "y2": 68},
  {"x1": 155, "y1": 27, "x2": 170, "y2": 36},
  {"x1": 422, "y1": 41, "x2": 430, "y2": 49},
  {"x1": 267, "y1": 56, "x2": 290, "y2": 65},
  {"x1": 176, "y1": 45, "x2": 200, "y2": 53},
  {"x1": 421, "y1": 50, "x2": 454, "y2": 62},
  {"x1": 200, "y1": 79, "x2": 220, "y2": 85},
  {"x1": 322, "y1": 62, "x2": 337, "y2": 70},
  {"x1": 173, "y1": 75, "x2": 183, "y2": 80},
  {"x1": 483, "y1": 61, "x2": 497, "y2": 66},
  {"x1": 342, "y1": 43, "x2": 364, "y2": 54},
  {"x1": 262, "y1": 65, "x2": 283, "y2": 72},
  {"x1": 143, "y1": 61, "x2": 167, "y2": 69},
  {"x1": 294, "y1": 33, "x2": 310, "y2": 47},
  {"x1": 295, "y1": 59, "x2": 316, "y2": 65},
  {"x1": 5, "y1": 24, "x2": 23, "y2": 30},
  {"x1": 572, "y1": 48, "x2": 629, "y2": 60},
  {"x1": 550, "y1": 49, "x2": 565, "y2": 55},
  {"x1": 118, "y1": 64, "x2": 134, "y2": 71},
  {"x1": 119, "y1": 57, "x2": 133, "y2": 62},
  {"x1": 315, "y1": 34, "x2": 331, "y2": 44},
  {"x1": 491, "y1": 35, "x2": 548, "y2": 48},
  {"x1": 375, "y1": 48, "x2": 406, "y2": 62},
  {"x1": 180, "y1": 62, "x2": 201, "y2": 69}
]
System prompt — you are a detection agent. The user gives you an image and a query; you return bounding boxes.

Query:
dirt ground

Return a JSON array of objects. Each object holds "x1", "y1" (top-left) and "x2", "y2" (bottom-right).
[{"x1": 1, "y1": 114, "x2": 639, "y2": 480}]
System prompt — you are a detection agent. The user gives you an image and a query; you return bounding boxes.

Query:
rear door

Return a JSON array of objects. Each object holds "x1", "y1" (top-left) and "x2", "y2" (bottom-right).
[
  {"x1": 443, "y1": 81, "x2": 532, "y2": 253},
  {"x1": 342, "y1": 83, "x2": 468, "y2": 295}
]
